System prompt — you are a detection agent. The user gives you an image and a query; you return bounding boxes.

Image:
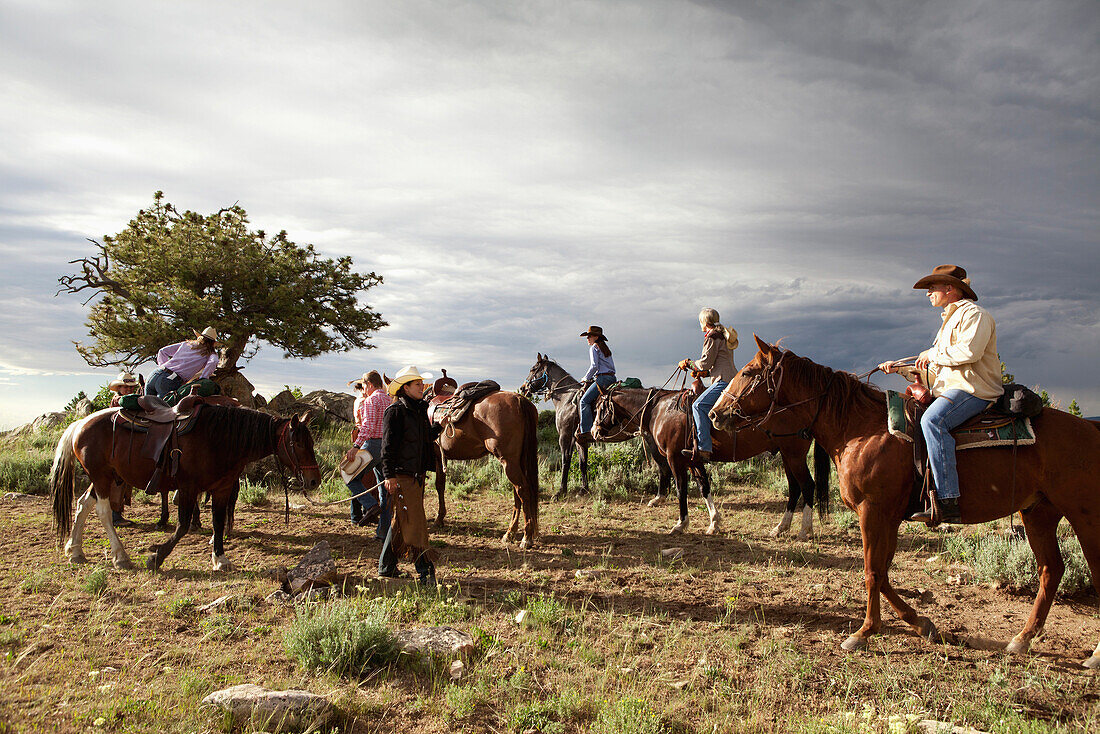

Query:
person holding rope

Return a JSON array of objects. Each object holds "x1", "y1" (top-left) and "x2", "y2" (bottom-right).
[
  {"x1": 378, "y1": 365, "x2": 442, "y2": 586},
  {"x1": 678, "y1": 308, "x2": 738, "y2": 462},
  {"x1": 574, "y1": 326, "x2": 616, "y2": 444},
  {"x1": 343, "y1": 371, "x2": 388, "y2": 528},
  {"x1": 147, "y1": 326, "x2": 221, "y2": 399},
  {"x1": 878, "y1": 265, "x2": 1003, "y2": 523}
]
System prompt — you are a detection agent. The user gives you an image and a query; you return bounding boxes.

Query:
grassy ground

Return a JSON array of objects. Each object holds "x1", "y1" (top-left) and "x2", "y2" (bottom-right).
[{"x1": 2, "y1": 415, "x2": 1099, "y2": 733}]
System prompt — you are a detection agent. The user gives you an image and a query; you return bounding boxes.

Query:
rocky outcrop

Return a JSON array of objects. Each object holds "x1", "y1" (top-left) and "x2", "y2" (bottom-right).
[
  {"x1": 202, "y1": 684, "x2": 334, "y2": 732},
  {"x1": 215, "y1": 371, "x2": 257, "y2": 409},
  {"x1": 273, "y1": 390, "x2": 355, "y2": 423},
  {"x1": 71, "y1": 398, "x2": 93, "y2": 418},
  {"x1": 266, "y1": 389, "x2": 298, "y2": 413}
]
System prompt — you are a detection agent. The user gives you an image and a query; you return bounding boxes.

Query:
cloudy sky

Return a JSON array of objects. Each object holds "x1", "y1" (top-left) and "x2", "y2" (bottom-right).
[{"x1": 1, "y1": 0, "x2": 1097, "y2": 428}]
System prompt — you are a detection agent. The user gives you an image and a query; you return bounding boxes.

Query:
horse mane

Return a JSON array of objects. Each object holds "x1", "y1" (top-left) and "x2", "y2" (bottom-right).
[
  {"x1": 198, "y1": 405, "x2": 279, "y2": 457},
  {"x1": 779, "y1": 350, "x2": 886, "y2": 426}
]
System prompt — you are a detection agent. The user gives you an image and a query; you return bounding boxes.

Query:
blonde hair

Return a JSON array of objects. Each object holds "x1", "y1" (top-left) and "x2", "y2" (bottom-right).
[{"x1": 698, "y1": 308, "x2": 738, "y2": 350}]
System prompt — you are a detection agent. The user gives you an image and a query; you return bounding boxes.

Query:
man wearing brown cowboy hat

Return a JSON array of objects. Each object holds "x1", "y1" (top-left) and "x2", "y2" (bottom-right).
[
  {"x1": 147, "y1": 326, "x2": 222, "y2": 399},
  {"x1": 378, "y1": 365, "x2": 442, "y2": 586},
  {"x1": 878, "y1": 264, "x2": 1003, "y2": 523}
]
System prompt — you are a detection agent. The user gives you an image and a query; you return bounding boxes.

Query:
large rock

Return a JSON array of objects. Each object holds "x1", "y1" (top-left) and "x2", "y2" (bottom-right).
[
  {"x1": 30, "y1": 412, "x2": 69, "y2": 432},
  {"x1": 394, "y1": 627, "x2": 476, "y2": 657},
  {"x1": 266, "y1": 389, "x2": 298, "y2": 413},
  {"x1": 276, "y1": 390, "x2": 355, "y2": 423},
  {"x1": 215, "y1": 371, "x2": 257, "y2": 409},
  {"x1": 202, "y1": 684, "x2": 334, "y2": 732},
  {"x1": 71, "y1": 398, "x2": 94, "y2": 418},
  {"x1": 286, "y1": 541, "x2": 338, "y2": 595}
]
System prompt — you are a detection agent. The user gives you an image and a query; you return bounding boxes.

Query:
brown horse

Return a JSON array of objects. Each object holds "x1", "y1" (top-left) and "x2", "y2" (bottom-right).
[
  {"x1": 592, "y1": 386, "x2": 829, "y2": 536},
  {"x1": 50, "y1": 405, "x2": 321, "y2": 571},
  {"x1": 710, "y1": 336, "x2": 1100, "y2": 668},
  {"x1": 435, "y1": 390, "x2": 540, "y2": 548}
]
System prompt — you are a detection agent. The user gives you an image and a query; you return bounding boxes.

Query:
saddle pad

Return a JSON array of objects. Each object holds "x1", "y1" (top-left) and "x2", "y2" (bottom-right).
[{"x1": 886, "y1": 390, "x2": 1036, "y2": 450}]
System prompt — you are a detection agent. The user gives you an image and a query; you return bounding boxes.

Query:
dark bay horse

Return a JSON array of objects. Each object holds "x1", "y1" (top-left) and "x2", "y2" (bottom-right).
[
  {"x1": 50, "y1": 405, "x2": 320, "y2": 571},
  {"x1": 435, "y1": 390, "x2": 540, "y2": 548},
  {"x1": 710, "y1": 336, "x2": 1100, "y2": 667},
  {"x1": 592, "y1": 385, "x2": 829, "y2": 537},
  {"x1": 519, "y1": 354, "x2": 674, "y2": 500}
]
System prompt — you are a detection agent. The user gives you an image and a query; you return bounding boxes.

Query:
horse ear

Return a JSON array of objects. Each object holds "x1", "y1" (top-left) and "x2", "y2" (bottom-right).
[{"x1": 753, "y1": 333, "x2": 773, "y2": 356}]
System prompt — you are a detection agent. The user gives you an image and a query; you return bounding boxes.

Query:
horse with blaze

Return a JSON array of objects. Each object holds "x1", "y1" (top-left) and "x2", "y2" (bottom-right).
[{"x1": 711, "y1": 336, "x2": 1100, "y2": 668}]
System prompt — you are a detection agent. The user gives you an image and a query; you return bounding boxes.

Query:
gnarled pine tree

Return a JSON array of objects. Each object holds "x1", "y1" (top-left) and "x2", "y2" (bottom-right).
[{"x1": 58, "y1": 191, "x2": 386, "y2": 377}]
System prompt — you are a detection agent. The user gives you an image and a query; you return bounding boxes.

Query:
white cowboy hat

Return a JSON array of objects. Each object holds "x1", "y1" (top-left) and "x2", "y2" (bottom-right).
[
  {"x1": 384, "y1": 365, "x2": 433, "y2": 396},
  {"x1": 339, "y1": 447, "x2": 375, "y2": 484},
  {"x1": 108, "y1": 372, "x2": 139, "y2": 390},
  {"x1": 192, "y1": 326, "x2": 222, "y2": 343},
  {"x1": 347, "y1": 372, "x2": 370, "y2": 389}
]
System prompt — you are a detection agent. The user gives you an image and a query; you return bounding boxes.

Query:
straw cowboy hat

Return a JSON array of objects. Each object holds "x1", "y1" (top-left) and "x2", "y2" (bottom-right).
[
  {"x1": 347, "y1": 372, "x2": 370, "y2": 390},
  {"x1": 339, "y1": 447, "x2": 375, "y2": 484},
  {"x1": 913, "y1": 264, "x2": 978, "y2": 301},
  {"x1": 108, "y1": 372, "x2": 139, "y2": 391},
  {"x1": 192, "y1": 326, "x2": 222, "y2": 343},
  {"x1": 383, "y1": 365, "x2": 433, "y2": 396},
  {"x1": 579, "y1": 325, "x2": 608, "y2": 341}
]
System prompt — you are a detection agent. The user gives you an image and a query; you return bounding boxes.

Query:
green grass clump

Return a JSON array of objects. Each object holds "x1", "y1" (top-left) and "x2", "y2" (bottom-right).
[
  {"x1": 594, "y1": 696, "x2": 667, "y2": 734},
  {"x1": 283, "y1": 598, "x2": 398, "y2": 677},
  {"x1": 237, "y1": 478, "x2": 269, "y2": 506},
  {"x1": 166, "y1": 596, "x2": 197, "y2": 618},
  {"x1": 83, "y1": 568, "x2": 108, "y2": 597},
  {"x1": 0, "y1": 445, "x2": 56, "y2": 496},
  {"x1": 943, "y1": 527, "x2": 1092, "y2": 595}
]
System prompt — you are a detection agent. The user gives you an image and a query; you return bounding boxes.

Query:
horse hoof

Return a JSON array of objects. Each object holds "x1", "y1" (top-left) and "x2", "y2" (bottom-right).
[
  {"x1": 68, "y1": 554, "x2": 88, "y2": 565},
  {"x1": 917, "y1": 619, "x2": 938, "y2": 641},
  {"x1": 435, "y1": 517, "x2": 446, "y2": 528},
  {"x1": 114, "y1": 558, "x2": 135, "y2": 571},
  {"x1": 501, "y1": 532, "x2": 514, "y2": 545},
  {"x1": 769, "y1": 525, "x2": 783, "y2": 538},
  {"x1": 518, "y1": 538, "x2": 530, "y2": 550},
  {"x1": 706, "y1": 513, "x2": 722, "y2": 535},
  {"x1": 841, "y1": 634, "x2": 867, "y2": 652},
  {"x1": 647, "y1": 495, "x2": 665, "y2": 508},
  {"x1": 705, "y1": 523, "x2": 719, "y2": 536},
  {"x1": 212, "y1": 557, "x2": 235, "y2": 572},
  {"x1": 1083, "y1": 656, "x2": 1100, "y2": 669},
  {"x1": 1006, "y1": 638, "x2": 1031, "y2": 655},
  {"x1": 796, "y1": 531, "x2": 811, "y2": 541},
  {"x1": 668, "y1": 522, "x2": 686, "y2": 535}
]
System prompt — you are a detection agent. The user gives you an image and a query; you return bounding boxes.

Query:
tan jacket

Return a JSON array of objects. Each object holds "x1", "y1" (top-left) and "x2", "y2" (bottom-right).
[
  {"x1": 917, "y1": 299, "x2": 1004, "y2": 401},
  {"x1": 692, "y1": 329, "x2": 738, "y2": 384}
]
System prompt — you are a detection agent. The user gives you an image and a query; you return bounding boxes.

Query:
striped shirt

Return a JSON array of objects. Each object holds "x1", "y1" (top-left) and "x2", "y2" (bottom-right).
[{"x1": 355, "y1": 389, "x2": 392, "y2": 444}]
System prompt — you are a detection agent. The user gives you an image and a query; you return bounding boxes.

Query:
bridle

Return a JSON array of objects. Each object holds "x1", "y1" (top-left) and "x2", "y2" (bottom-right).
[
  {"x1": 276, "y1": 420, "x2": 318, "y2": 487},
  {"x1": 718, "y1": 352, "x2": 834, "y2": 441},
  {"x1": 521, "y1": 363, "x2": 582, "y2": 402}
]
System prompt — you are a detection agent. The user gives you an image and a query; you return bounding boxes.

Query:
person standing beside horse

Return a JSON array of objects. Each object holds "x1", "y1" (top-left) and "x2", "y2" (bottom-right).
[
  {"x1": 344, "y1": 371, "x2": 388, "y2": 528},
  {"x1": 147, "y1": 327, "x2": 221, "y2": 399},
  {"x1": 574, "y1": 326, "x2": 616, "y2": 444},
  {"x1": 878, "y1": 264, "x2": 1003, "y2": 523},
  {"x1": 678, "y1": 308, "x2": 738, "y2": 462},
  {"x1": 378, "y1": 366, "x2": 442, "y2": 586}
]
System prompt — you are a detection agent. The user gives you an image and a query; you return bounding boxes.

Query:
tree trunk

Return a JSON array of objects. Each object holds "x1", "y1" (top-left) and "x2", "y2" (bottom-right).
[{"x1": 220, "y1": 334, "x2": 249, "y2": 372}]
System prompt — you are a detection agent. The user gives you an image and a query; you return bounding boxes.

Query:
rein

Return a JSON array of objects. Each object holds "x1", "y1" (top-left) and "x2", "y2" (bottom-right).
[
  {"x1": 719, "y1": 353, "x2": 835, "y2": 440},
  {"x1": 595, "y1": 366, "x2": 682, "y2": 437},
  {"x1": 275, "y1": 420, "x2": 319, "y2": 524}
]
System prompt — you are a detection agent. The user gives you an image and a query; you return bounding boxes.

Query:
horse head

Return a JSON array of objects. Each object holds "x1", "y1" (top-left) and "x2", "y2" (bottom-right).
[
  {"x1": 709, "y1": 334, "x2": 787, "y2": 433},
  {"x1": 591, "y1": 390, "x2": 624, "y2": 440},
  {"x1": 520, "y1": 352, "x2": 568, "y2": 400},
  {"x1": 276, "y1": 413, "x2": 322, "y2": 491}
]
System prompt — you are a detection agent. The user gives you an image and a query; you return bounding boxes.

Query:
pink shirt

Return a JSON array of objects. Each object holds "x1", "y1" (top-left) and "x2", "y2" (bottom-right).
[{"x1": 355, "y1": 388, "x2": 392, "y2": 444}]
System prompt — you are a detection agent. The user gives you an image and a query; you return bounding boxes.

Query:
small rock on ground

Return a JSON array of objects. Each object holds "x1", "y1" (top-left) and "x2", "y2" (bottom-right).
[
  {"x1": 202, "y1": 683, "x2": 333, "y2": 732},
  {"x1": 394, "y1": 627, "x2": 476, "y2": 657},
  {"x1": 286, "y1": 541, "x2": 337, "y2": 595}
]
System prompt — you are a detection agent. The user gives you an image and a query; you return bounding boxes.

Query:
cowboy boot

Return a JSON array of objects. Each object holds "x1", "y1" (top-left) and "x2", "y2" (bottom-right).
[{"x1": 909, "y1": 496, "x2": 961, "y2": 524}]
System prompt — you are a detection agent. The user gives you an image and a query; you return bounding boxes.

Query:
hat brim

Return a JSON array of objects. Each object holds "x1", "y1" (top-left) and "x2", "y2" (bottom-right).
[
  {"x1": 193, "y1": 329, "x2": 223, "y2": 344},
  {"x1": 386, "y1": 372, "x2": 433, "y2": 396},
  {"x1": 579, "y1": 332, "x2": 608, "y2": 340},
  {"x1": 913, "y1": 274, "x2": 977, "y2": 301}
]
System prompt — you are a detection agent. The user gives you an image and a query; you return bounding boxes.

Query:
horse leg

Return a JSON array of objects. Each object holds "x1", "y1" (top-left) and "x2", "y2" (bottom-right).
[
  {"x1": 559, "y1": 435, "x2": 573, "y2": 498},
  {"x1": 770, "y1": 463, "x2": 799, "y2": 538},
  {"x1": 500, "y1": 456, "x2": 535, "y2": 547},
  {"x1": 1007, "y1": 500, "x2": 1065, "y2": 657},
  {"x1": 881, "y1": 580, "x2": 938, "y2": 641},
  {"x1": 1072, "y1": 526, "x2": 1100, "y2": 667},
  {"x1": 65, "y1": 487, "x2": 97, "y2": 564},
  {"x1": 148, "y1": 492, "x2": 196, "y2": 571},
  {"x1": 155, "y1": 491, "x2": 170, "y2": 531},
  {"x1": 695, "y1": 466, "x2": 721, "y2": 535},
  {"x1": 578, "y1": 442, "x2": 590, "y2": 495},
  {"x1": 669, "y1": 460, "x2": 689, "y2": 534},
  {"x1": 210, "y1": 490, "x2": 234, "y2": 572},
  {"x1": 649, "y1": 460, "x2": 670, "y2": 507},
  {"x1": 842, "y1": 508, "x2": 897, "y2": 651},
  {"x1": 93, "y1": 489, "x2": 134, "y2": 570}
]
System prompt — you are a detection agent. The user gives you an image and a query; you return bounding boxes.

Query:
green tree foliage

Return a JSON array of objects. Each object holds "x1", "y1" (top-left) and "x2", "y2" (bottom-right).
[
  {"x1": 58, "y1": 192, "x2": 386, "y2": 373},
  {"x1": 1068, "y1": 400, "x2": 1082, "y2": 417},
  {"x1": 999, "y1": 355, "x2": 1015, "y2": 385}
]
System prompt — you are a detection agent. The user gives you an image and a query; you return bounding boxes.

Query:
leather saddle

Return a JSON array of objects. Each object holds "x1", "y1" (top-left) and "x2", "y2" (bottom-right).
[{"x1": 428, "y1": 380, "x2": 500, "y2": 426}]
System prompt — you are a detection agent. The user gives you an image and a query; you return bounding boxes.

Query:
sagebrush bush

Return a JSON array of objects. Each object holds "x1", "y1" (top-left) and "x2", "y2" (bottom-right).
[
  {"x1": 594, "y1": 696, "x2": 667, "y2": 734},
  {"x1": 237, "y1": 479, "x2": 269, "y2": 506},
  {"x1": 943, "y1": 529, "x2": 1092, "y2": 595},
  {"x1": 284, "y1": 599, "x2": 397, "y2": 676},
  {"x1": 83, "y1": 568, "x2": 108, "y2": 597}
]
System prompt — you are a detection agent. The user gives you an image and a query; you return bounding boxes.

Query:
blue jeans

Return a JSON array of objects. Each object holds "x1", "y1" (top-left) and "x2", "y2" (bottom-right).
[
  {"x1": 691, "y1": 380, "x2": 728, "y2": 453},
  {"x1": 348, "y1": 438, "x2": 383, "y2": 522},
  {"x1": 920, "y1": 389, "x2": 991, "y2": 500},
  {"x1": 147, "y1": 368, "x2": 182, "y2": 399},
  {"x1": 578, "y1": 374, "x2": 617, "y2": 433}
]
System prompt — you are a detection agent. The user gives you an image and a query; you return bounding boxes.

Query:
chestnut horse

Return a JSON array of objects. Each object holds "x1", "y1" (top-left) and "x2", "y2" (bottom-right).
[
  {"x1": 50, "y1": 405, "x2": 321, "y2": 571},
  {"x1": 710, "y1": 336, "x2": 1100, "y2": 667},
  {"x1": 435, "y1": 390, "x2": 540, "y2": 548},
  {"x1": 592, "y1": 386, "x2": 829, "y2": 537}
]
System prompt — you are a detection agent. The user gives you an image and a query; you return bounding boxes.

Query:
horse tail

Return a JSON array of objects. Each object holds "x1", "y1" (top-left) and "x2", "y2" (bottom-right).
[
  {"x1": 521, "y1": 398, "x2": 540, "y2": 526},
  {"x1": 49, "y1": 419, "x2": 81, "y2": 543},
  {"x1": 813, "y1": 441, "x2": 831, "y2": 520}
]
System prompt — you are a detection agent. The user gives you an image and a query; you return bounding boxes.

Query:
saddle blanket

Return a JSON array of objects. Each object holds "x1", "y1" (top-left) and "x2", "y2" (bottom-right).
[{"x1": 886, "y1": 390, "x2": 1035, "y2": 450}]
